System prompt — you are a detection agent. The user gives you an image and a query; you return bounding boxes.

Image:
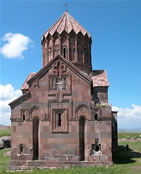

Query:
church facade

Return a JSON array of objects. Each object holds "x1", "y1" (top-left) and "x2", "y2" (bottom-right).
[{"x1": 9, "y1": 11, "x2": 117, "y2": 169}]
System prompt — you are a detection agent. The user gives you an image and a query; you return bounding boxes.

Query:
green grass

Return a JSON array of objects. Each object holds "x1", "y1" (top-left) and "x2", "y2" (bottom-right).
[
  {"x1": 0, "y1": 131, "x2": 141, "y2": 174},
  {"x1": 0, "y1": 148, "x2": 10, "y2": 173},
  {"x1": 0, "y1": 128, "x2": 11, "y2": 137},
  {"x1": 113, "y1": 141, "x2": 141, "y2": 164},
  {"x1": 118, "y1": 141, "x2": 141, "y2": 152},
  {"x1": 118, "y1": 132, "x2": 141, "y2": 139}
]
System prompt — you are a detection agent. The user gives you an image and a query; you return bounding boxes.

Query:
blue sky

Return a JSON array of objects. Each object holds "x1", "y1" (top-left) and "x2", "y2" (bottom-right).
[{"x1": 0, "y1": 0, "x2": 141, "y2": 130}]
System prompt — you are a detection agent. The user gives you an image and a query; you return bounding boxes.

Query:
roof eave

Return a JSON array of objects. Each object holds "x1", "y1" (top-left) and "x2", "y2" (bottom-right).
[{"x1": 8, "y1": 92, "x2": 31, "y2": 110}]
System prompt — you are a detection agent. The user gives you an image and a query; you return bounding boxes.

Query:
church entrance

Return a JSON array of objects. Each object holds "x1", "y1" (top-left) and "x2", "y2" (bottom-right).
[
  {"x1": 79, "y1": 116, "x2": 85, "y2": 161},
  {"x1": 33, "y1": 117, "x2": 39, "y2": 160}
]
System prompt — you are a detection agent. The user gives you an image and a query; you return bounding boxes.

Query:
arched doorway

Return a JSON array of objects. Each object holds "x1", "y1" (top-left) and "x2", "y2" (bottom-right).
[
  {"x1": 33, "y1": 116, "x2": 39, "y2": 160},
  {"x1": 79, "y1": 116, "x2": 85, "y2": 161}
]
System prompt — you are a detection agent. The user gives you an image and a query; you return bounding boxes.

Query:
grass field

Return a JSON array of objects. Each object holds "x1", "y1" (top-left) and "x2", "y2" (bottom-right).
[
  {"x1": 0, "y1": 128, "x2": 11, "y2": 137},
  {"x1": 118, "y1": 132, "x2": 141, "y2": 139},
  {"x1": 0, "y1": 130, "x2": 141, "y2": 174}
]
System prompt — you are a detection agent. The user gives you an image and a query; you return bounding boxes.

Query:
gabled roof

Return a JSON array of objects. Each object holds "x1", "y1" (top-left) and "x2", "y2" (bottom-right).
[
  {"x1": 42, "y1": 11, "x2": 91, "y2": 41},
  {"x1": 21, "y1": 72, "x2": 36, "y2": 90},
  {"x1": 9, "y1": 92, "x2": 31, "y2": 109},
  {"x1": 91, "y1": 70, "x2": 109, "y2": 87},
  {"x1": 9, "y1": 56, "x2": 91, "y2": 109},
  {"x1": 27, "y1": 55, "x2": 91, "y2": 86}
]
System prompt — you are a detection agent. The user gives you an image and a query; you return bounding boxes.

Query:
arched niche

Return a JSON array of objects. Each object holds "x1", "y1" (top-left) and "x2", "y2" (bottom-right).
[
  {"x1": 48, "y1": 38, "x2": 53, "y2": 48},
  {"x1": 48, "y1": 38, "x2": 53, "y2": 61},
  {"x1": 75, "y1": 104, "x2": 90, "y2": 120},
  {"x1": 77, "y1": 33, "x2": 84, "y2": 63},
  {"x1": 61, "y1": 31, "x2": 68, "y2": 45},
  {"x1": 54, "y1": 37, "x2": 60, "y2": 57},
  {"x1": 69, "y1": 31, "x2": 75, "y2": 61},
  {"x1": 29, "y1": 105, "x2": 46, "y2": 121}
]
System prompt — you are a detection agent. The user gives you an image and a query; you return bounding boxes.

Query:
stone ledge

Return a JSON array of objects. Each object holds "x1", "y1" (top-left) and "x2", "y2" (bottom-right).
[{"x1": 8, "y1": 160, "x2": 113, "y2": 170}]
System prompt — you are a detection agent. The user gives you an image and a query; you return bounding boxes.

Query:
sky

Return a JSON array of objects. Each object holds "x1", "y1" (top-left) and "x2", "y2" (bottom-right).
[{"x1": 0, "y1": 0, "x2": 141, "y2": 130}]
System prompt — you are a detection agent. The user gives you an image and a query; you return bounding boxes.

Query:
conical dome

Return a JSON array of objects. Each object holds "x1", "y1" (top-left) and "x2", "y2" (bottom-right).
[
  {"x1": 42, "y1": 11, "x2": 92, "y2": 74},
  {"x1": 42, "y1": 11, "x2": 91, "y2": 41}
]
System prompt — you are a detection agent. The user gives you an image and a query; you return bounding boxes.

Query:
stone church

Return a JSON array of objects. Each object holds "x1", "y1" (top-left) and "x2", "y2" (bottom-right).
[{"x1": 9, "y1": 11, "x2": 117, "y2": 169}]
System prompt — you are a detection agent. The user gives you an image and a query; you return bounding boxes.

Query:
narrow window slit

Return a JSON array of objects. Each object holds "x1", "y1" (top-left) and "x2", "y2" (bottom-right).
[
  {"x1": 95, "y1": 114, "x2": 97, "y2": 120},
  {"x1": 23, "y1": 115, "x2": 25, "y2": 121},
  {"x1": 63, "y1": 48, "x2": 66, "y2": 58},
  {"x1": 58, "y1": 113, "x2": 61, "y2": 127}
]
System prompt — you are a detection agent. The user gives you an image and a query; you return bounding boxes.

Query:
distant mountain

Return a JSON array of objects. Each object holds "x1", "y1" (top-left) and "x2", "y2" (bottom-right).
[
  {"x1": 118, "y1": 128, "x2": 141, "y2": 132},
  {"x1": 0, "y1": 124, "x2": 10, "y2": 129}
]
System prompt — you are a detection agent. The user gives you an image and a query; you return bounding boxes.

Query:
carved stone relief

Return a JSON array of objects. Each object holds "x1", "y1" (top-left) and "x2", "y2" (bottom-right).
[
  {"x1": 29, "y1": 105, "x2": 47, "y2": 121},
  {"x1": 75, "y1": 104, "x2": 90, "y2": 120}
]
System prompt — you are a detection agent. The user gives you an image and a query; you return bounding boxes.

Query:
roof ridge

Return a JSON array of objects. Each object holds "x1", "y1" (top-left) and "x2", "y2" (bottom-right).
[
  {"x1": 42, "y1": 11, "x2": 91, "y2": 40},
  {"x1": 64, "y1": 12, "x2": 68, "y2": 32},
  {"x1": 66, "y1": 12, "x2": 90, "y2": 36},
  {"x1": 43, "y1": 13, "x2": 64, "y2": 39},
  {"x1": 55, "y1": 13, "x2": 66, "y2": 34},
  {"x1": 68, "y1": 12, "x2": 75, "y2": 33}
]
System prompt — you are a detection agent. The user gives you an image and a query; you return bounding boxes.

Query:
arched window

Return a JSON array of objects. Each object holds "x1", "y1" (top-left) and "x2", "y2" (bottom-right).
[
  {"x1": 21, "y1": 110, "x2": 26, "y2": 121},
  {"x1": 62, "y1": 45, "x2": 67, "y2": 58},
  {"x1": 19, "y1": 144, "x2": 23, "y2": 154}
]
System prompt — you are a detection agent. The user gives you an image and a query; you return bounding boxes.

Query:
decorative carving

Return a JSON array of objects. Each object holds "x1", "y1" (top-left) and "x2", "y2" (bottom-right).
[
  {"x1": 78, "y1": 107, "x2": 89, "y2": 118},
  {"x1": 52, "y1": 61, "x2": 67, "y2": 77},
  {"x1": 48, "y1": 74, "x2": 72, "y2": 102},
  {"x1": 32, "y1": 108, "x2": 40, "y2": 116},
  {"x1": 79, "y1": 107, "x2": 87, "y2": 114},
  {"x1": 75, "y1": 104, "x2": 90, "y2": 120},
  {"x1": 29, "y1": 105, "x2": 46, "y2": 120},
  {"x1": 57, "y1": 102, "x2": 63, "y2": 108}
]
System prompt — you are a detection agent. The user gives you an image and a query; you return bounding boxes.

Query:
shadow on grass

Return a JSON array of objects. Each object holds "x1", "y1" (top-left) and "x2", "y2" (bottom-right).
[{"x1": 113, "y1": 145, "x2": 141, "y2": 164}]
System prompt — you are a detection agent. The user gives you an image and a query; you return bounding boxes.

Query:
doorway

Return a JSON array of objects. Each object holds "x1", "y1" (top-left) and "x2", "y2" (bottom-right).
[
  {"x1": 33, "y1": 117, "x2": 39, "y2": 160},
  {"x1": 79, "y1": 116, "x2": 85, "y2": 161}
]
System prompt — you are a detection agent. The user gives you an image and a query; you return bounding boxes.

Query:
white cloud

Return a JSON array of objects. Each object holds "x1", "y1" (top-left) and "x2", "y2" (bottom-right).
[
  {"x1": 112, "y1": 104, "x2": 141, "y2": 130},
  {"x1": 0, "y1": 84, "x2": 22, "y2": 125},
  {"x1": 0, "y1": 33, "x2": 32, "y2": 58}
]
